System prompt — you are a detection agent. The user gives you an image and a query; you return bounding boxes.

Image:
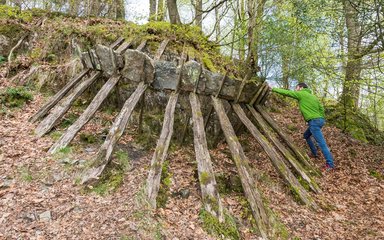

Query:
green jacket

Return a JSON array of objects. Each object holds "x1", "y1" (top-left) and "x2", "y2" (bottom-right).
[{"x1": 272, "y1": 88, "x2": 325, "y2": 122}]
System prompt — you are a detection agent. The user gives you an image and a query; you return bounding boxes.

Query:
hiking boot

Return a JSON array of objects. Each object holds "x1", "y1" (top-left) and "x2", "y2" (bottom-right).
[{"x1": 322, "y1": 163, "x2": 334, "y2": 172}]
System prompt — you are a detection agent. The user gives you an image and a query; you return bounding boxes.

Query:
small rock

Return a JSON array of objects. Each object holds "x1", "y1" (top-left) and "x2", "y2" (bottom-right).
[
  {"x1": 129, "y1": 222, "x2": 138, "y2": 231},
  {"x1": 179, "y1": 188, "x2": 190, "y2": 198},
  {"x1": 39, "y1": 211, "x2": 51, "y2": 222},
  {"x1": 59, "y1": 158, "x2": 72, "y2": 164},
  {"x1": 85, "y1": 147, "x2": 96, "y2": 153}
]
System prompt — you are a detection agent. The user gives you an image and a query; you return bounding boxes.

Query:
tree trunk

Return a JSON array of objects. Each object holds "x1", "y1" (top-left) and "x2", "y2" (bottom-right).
[
  {"x1": 167, "y1": 0, "x2": 181, "y2": 24},
  {"x1": 157, "y1": 0, "x2": 165, "y2": 21},
  {"x1": 341, "y1": 0, "x2": 363, "y2": 110},
  {"x1": 115, "y1": 0, "x2": 125, "y2": 19},
  {"x1": 149, "y1": 0, "x2": 157, "y2": 21},
  {"x1": 189, "y1": 93, "x2": 224, "y2": 222},
  {"x1": 195, "y1": 0, "x2": 203, "y2": 28}
]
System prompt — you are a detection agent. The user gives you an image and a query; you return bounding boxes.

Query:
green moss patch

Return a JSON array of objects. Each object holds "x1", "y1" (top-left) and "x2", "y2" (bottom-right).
[
  {"x1": 199, "y1": 209, "x2": 240, "y2": 240},
  {"x1": 0, "y1": 86, "x2": 33, "y2": 108},
  {"x1": 326, "y1": 104, "x2": 384, "y2": 145}
]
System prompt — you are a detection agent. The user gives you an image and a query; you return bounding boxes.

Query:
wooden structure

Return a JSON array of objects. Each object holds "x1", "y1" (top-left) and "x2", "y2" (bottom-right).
[{"x1": 31, "y1": 37, "x2": 322, "y2": 238}]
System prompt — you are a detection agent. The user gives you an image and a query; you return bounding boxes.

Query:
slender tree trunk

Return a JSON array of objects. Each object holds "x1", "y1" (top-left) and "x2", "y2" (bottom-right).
[
  {"x1": 195, "y1": 0, "x2": 203, "y2": 28},
  {"x1": 238, "y1": 0, "x2": 246, "y2": 62},
  {"x1": 341, "y1": 0, "x2": 362, "y2": 110},
  {"x1": 214, "y1": 1, "x2": 221, "y2": 42},
  {"x1": 167, "y1": 0, "x2": 181, "y2": 24},
  {"x1": 157, "y1": 0, "x2": 165, "y2": 21},
  {"x1": 150, "y1": 0, "x2": 157, "y2": 21},
  {"x1": 282, "y1": 53, "x2": 289, "y2": 89},
  {"x1": 115, "y1": 0, "x2": 125, "y2": 19}
]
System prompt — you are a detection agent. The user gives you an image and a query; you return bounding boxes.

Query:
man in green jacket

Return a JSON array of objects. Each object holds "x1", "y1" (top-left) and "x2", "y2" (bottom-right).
[{"x1": 271, "y1": 83, "x2": 335, "y2": 170}]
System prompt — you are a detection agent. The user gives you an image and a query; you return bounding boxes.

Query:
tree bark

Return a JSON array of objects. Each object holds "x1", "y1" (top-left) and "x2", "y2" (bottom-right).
[
  {"x1": 341, "y1": 0, "x2": 363, "y2": 110},
  {"x1": 195, "y1": 0, "x2": 203, "y2": 28},
  {"x1": 167, "y1": 0, "x2": 181, "y2": 24},
  {"x1": 149, "y1": 0, "x2": 157, "y2": 21},
  {"x1": 157, "y1": 0, "x2": 165, "y2": 21}
]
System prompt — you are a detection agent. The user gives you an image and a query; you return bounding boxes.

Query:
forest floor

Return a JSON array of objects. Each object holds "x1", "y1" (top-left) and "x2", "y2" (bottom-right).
[{"x1": 0, "y1": 71, "x2": 383, "y2": 240}]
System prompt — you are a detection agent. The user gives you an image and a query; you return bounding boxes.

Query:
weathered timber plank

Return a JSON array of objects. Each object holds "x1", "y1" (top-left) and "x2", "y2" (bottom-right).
[
  {"x1": 250, "y1": 82, "x2": 267, "y2": 105},
  {"x1": 29, "y1": 69, "x2": 90, "y2": 123},
  {"x1": 155, "y1": 39, "x2": 170, "y2": 60},
  {"x1": 35, "y1": 71, "x2": 101, "y2": 137},
  {"x1": 255, "y1": 105, "x2": 320, "y2": 176},
  {"x1": 232, "y1": 103, "x2": 318, "y2": 210},
  {"x1": 211, "y1": 97, "x2": 269, "y2": 238},
  {"x1": 110, "y1": 37, "x2": 125, "y2": 50},
  {"x1": 247, "y1": 105, "x2": 321, "y2": 193},
  {"x1": 255, "y1": 84, "x2": 269, "y2": 105},
  {"x1": 190, "y1": 93, "x2": 224, "y2": 221},
  {"x1": 48, "y1": 75, "x2": 121, "y2": 154},
  {"x1": 147, "y1": 92, "x2": 178, "y2": 208},
  {"x1": 81, "y1": 82, "x2": 147, "y2": 185}
]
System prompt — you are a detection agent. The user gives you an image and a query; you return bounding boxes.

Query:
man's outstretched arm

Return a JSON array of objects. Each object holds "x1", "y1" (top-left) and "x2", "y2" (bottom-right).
[{"x1": 272, "y1": 88, "x2": 300, "y2": 100}]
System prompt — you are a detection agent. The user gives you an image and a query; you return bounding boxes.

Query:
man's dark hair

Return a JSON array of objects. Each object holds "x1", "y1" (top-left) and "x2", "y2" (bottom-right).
[{"x1": 296, "y1": 82, "x2": 308, "y2": 88}]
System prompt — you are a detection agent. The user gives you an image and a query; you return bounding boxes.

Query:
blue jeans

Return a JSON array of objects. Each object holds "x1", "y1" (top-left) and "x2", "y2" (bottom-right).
[{"x1": 303, "y1": 118, "x2": 334, "y2": 168}]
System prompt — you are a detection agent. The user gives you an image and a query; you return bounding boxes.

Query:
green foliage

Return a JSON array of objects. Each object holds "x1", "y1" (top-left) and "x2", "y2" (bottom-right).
[
  {"x1": 0, "y1": 55, "x2": 5, "y2": 65},
  {"x1": 89, "y1": 151, "x2": 130, "y2": 196},
  {"x1": 60, "y1": 113, "x2": 78, "y2": 128},
  {"x1": 199, "y1": 209, "x2": 240, "y2": 240},
  {"x1": 157, "y1": 160, "x2": 172, "y2": 208},
  {"x1": 19, "y1": 166, "x2": 33, "y2": 182},
  {"x1": 326, "y1": 104, "x2": 384, "y2": 145},
  {"x1": 79, "y1": 132, "x2": 98, "y2": 144},
  {"x1": 0, "y1": 86, "x2": 33, "y2": 108},
  {"x1": 215, "y1": 173, "x2": 243, "y2": 194},
  {"x1": 369, "y1": 170, "x2": 383, "y2": 180}
]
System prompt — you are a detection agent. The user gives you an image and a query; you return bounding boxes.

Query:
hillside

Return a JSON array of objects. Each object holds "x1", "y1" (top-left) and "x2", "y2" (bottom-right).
[{"x1": 1, "y1": 9, "x2": 383, "y2": 240}]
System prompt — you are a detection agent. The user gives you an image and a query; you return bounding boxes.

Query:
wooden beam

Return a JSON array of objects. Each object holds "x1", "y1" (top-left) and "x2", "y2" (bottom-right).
[
  {"x1": 255, "y1": 105, "x2": 320, "y2": 176},
  {"x1": 211, "y1": 96, "x2": 269, "y2": 238},
  {"x1": 254, "y1": 84, "x2": 269, "y2": 105},
  {"x1": 147, "y1": 92, "x2": 179, "y2": 208},
  {"x1": 29, "y1": 69, "x2": 90, "y2": 123},
  {"x1": 250, "y1": 82, "x2": 266, "y2": 105},
  {"x1": 81, "y1": 82, "x2": 147, "y2": 185},
  {"x1": 246, "y1": 105, "x2": 321, "y2": 193},
  {"x1": 154, "y1": 38, "x2": 170, "y2": 60},
  {"x1": 48, "y1": 75, "x2": 121, "y2": 154},
  {"x1": 110, "y1": 37, "x2": 125, "y2": 50},
  {"x1": 232, "y1": 103, "x2": 318, "y2": 209},
  {"x1": 189, "y1": 92, "x2": 224, "y2": 222},
  {"x1": 35, "y1": 71, "x2": 101, "y2": 137}
]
